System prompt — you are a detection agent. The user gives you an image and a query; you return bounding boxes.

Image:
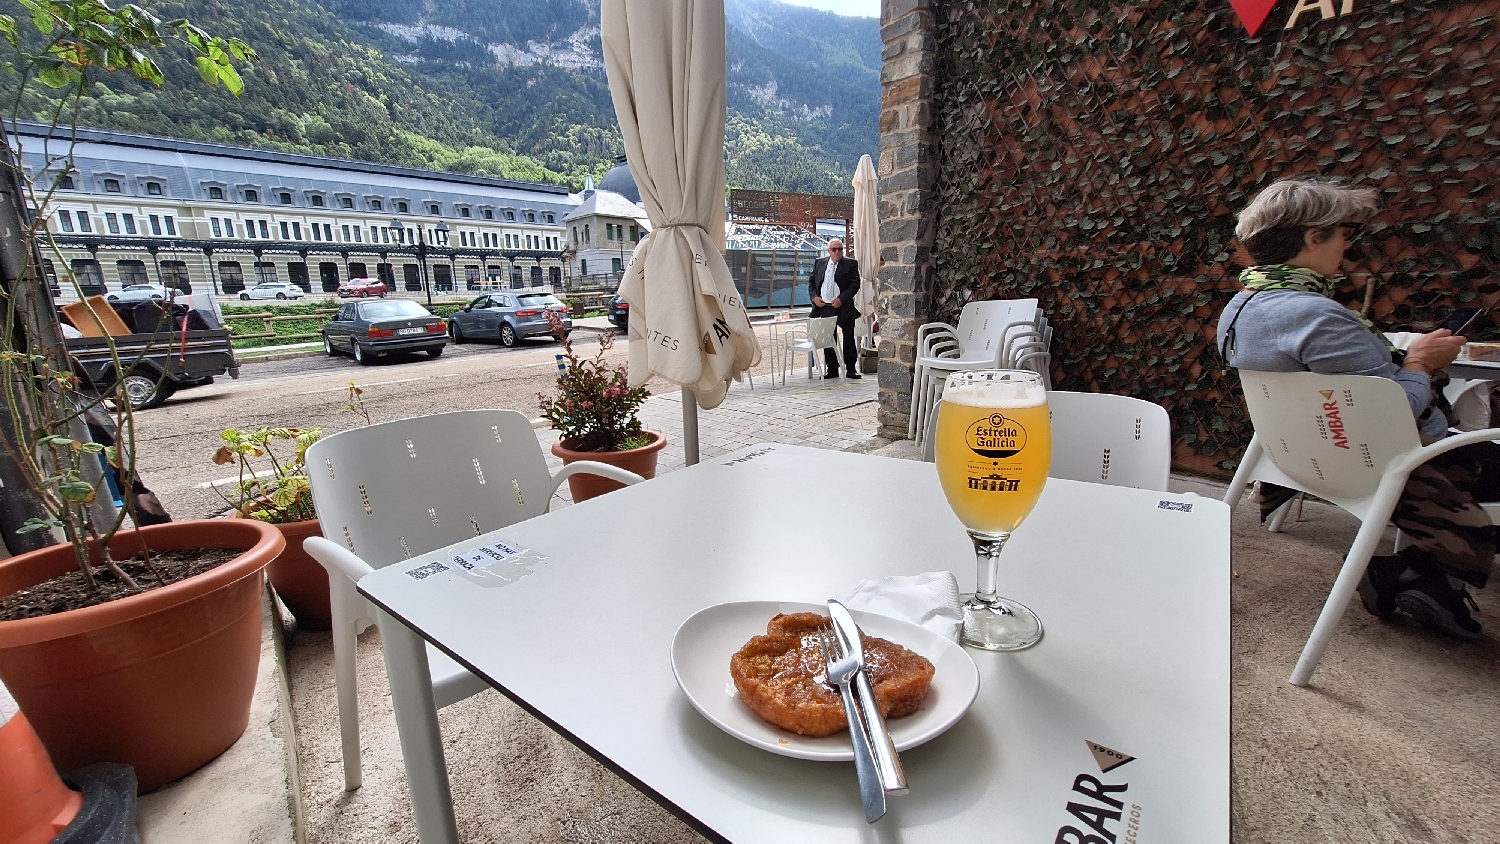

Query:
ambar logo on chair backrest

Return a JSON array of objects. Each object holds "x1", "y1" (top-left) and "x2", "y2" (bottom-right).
[{"x1": 1318, "y1": 389, "x2": 1351, "y2": 450}]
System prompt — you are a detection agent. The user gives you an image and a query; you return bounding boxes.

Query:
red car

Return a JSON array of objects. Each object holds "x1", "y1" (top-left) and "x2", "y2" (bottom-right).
[{"x1": 337, "y1": 277, "x2": 389, "y2": 298}]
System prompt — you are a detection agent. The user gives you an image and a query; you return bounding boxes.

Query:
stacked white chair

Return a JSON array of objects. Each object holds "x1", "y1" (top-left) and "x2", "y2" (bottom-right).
[
  {"x1": 301, "y1": 409, "x2": 643, "y2": 844},
  {"x1": 1223, "y1": 371, "x2": 1500, "y2": 687},
  {"x1": 910, "y1": 299, "x2": 1049, "y2": 456}
]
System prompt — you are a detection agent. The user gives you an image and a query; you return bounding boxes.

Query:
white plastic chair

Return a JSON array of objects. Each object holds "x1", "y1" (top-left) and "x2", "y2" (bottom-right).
[
  {"x1": 1222, "y1": 371, "x2": 1500, "y2": 687},
  {"x1": 302, "y1": 409, "x2": 643, "y2": 843},
  {"x1": 781, "y1": 316, "x2": 840, "y2": 384},
  {"x1": 1047, "y1": 391, "x2": 1172, "y2": 490}
]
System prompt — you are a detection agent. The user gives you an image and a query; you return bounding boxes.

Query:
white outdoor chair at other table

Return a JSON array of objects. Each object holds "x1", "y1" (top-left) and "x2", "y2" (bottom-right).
[
  {"x1": 301, "y1": 409, "x2": 643, "y2": 844},
  {"x1": 780, "y1": 315, "x2": 841, "y2": 384},
  {"x1": 1047, "y1": 391, "x2": 1173, "y2": 491},
  {"x1": 1222, "y1": 371, "x2": 1500, "y2": 687}
]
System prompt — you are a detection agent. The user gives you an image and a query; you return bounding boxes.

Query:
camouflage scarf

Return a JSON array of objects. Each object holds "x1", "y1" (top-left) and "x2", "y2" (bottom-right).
[{"x1": 1239, "y1": 264, "x2": 1394, "y2": 352}]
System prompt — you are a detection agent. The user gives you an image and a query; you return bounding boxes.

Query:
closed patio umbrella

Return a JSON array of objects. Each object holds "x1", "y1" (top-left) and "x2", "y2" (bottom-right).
[
  {"x1": 601, "y1": 0, "x2": 761, "y2": 464},
  {"x1": 851, "y1": 153, "x2": 879, "y2": 351}
]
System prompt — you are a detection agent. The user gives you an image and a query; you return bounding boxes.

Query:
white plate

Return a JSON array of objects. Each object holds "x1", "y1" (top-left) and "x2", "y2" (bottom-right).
[{"x1": 670, "y1": 600, "x2": 980, "y2": 761}]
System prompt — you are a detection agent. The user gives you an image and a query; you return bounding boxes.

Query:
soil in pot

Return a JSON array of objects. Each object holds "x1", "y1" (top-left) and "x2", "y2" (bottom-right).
[{"x1": 0, "y1": 549, "x2": 239, "y2": 622}]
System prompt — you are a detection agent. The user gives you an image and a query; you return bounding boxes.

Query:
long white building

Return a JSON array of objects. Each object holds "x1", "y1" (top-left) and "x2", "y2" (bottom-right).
[{"x1": 14, "y1": 122, "x2": 574, "y2": 297}]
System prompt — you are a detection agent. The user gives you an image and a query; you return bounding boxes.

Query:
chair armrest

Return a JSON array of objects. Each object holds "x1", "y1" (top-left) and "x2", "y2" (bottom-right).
[
  {"x1": 304, "y1": 535, "x2": 376, "y2": 582},
  {"x1": 1390, "y1": 427, "x2": 1500, "y2": 475},
  {"x1": 547, "y1": 460, "x2": 646, "y2": 500}
]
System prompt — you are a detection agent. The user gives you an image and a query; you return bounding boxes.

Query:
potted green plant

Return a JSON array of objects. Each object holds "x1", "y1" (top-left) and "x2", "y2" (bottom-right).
[
  {"x1": 539, "y1": 311, "x2": 664, "y2": 501},
  {"x1": 213, "y1": 426, "x2": 330, "y2": 629},
  {"x1": 0, "y1": 0, "x2": 274, "y2": 794}
]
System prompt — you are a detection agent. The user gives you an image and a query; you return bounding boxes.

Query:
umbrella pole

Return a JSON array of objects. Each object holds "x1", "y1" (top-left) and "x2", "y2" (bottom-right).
[{"x1": 682, "y1": 387, "x2": 700, "y2": 465}]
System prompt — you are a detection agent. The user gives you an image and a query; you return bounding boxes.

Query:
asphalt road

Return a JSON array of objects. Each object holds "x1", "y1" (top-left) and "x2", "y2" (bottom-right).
[{"x1": 132, "y1": 330, "x2": 625, "y2": 521}]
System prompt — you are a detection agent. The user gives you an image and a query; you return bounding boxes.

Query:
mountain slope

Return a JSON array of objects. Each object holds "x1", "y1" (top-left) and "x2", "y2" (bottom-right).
[{"x1": 6, "y1": 0, "x2": 880, "y2": 193}]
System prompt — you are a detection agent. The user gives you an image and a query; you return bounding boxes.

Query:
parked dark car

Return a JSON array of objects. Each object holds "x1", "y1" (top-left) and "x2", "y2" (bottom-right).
[
  {"x1": 321, "y1": 298, "x2": 447, "y2": 365},
  {"x1": 608, "y1": 295, "x2": 629, "y2": 330},
  {"x1": 447, "y1": 292, "x2": 572, "y2": 348},
  {"x1": 337, "y1": 277, "x2": 389, "y2": 298}
]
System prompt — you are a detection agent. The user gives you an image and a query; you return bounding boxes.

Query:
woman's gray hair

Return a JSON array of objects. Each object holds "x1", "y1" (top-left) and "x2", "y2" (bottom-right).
[{"x1": 1235, "y1": 178, "x2": 1380, "y2": 242}]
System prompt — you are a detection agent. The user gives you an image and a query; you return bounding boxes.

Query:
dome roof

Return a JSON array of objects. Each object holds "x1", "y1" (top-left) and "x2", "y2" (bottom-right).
[{"x1": 598, "y1": 154, "x2": 640, "y2": 204}]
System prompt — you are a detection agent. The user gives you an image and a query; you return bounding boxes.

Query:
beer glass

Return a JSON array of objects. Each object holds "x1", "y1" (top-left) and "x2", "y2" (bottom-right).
[{"x1": 933, "y1": 370, "x2": 1051, "y2": 650}]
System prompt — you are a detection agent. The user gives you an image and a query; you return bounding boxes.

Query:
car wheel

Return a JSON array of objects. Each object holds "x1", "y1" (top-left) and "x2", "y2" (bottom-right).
[
  {"x1": 353, "y1": 342, "x2": 374, "y2": 366},
  {"x1": 450, "y1": 322, "x2": 466, "y2": 344},
  {"x1": 239, "y1": 292, "x2": 250, "y2": 300},
  {"x1": 119, "y1": 369, "x2": 172, "y2": 410},
  {"x1": 499, "y1": 322, "x2": 517, "y2": 347},
  {"x1": 427, "y1": 346, "x2": 443, "y2": 358},
  {"x1": 324, "y1": 335, "x2": 337, "y2": 357},
  {"x1": 379, "y1": 292, "x2": 388, "y2": 298},
  {"x1": 276, "y1": 292, "x2": 287, "y2": 300}
]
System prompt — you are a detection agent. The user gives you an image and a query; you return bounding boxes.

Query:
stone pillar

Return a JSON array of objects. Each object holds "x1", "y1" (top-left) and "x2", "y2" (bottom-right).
[{"x1": 876, "y1": 0, "x2": 939, "y2": 438}]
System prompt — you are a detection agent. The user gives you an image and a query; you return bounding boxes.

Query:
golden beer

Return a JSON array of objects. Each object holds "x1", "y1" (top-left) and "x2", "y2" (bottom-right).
[{"x1": 934, "y1": 381, "x2": 1052, "y2": 534}]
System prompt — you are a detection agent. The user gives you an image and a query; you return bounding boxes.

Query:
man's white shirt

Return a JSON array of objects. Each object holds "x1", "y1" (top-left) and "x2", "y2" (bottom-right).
[{"x1": 820, "y1": 258, "x2": 840, "y2": 304}]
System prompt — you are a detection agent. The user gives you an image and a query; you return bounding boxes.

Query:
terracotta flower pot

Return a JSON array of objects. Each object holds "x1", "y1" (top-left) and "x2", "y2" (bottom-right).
[
  {"x1": 0, "y1": 520, "x2": 284, "y2": 793},
  {"x1": 551, "y1": 431, "x2": 666, "y2": 502},
  {"x1": 261, "y1": 518, "x2": 331, "y2": 631}
]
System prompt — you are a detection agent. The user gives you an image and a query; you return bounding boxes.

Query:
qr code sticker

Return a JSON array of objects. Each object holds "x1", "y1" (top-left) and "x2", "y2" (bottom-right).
[
  {"x1": 1157, "y1": 500, "x2": 1194, "y2": 513},
  {"x1": 405, "y1": 561, "x2": 450, "y2": 581}
]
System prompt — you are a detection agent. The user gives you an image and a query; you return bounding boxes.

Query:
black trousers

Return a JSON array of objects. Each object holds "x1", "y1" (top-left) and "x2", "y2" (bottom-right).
[{"x1": 811, "y1": 304, "x2": 858, "y2": 375}]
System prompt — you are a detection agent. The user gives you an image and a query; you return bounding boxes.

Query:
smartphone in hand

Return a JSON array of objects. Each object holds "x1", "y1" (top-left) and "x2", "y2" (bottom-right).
[{"x1": 1439, "y1": 307, "x2": 1487, "y2": 337}]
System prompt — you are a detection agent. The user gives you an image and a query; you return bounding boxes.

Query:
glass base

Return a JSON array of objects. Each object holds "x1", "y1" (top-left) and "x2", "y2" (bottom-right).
[{"x1": 961, "y1": 594, "x2": 1043, "y2": 651}]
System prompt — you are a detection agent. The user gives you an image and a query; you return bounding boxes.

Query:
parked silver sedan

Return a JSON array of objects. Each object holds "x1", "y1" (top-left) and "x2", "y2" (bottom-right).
[
  {"x1": 321, "y1": 298, "x2": 448, "y2": 365},
  {"x1": 447, "y1": 292, "x2": 572, "y2": 347}
]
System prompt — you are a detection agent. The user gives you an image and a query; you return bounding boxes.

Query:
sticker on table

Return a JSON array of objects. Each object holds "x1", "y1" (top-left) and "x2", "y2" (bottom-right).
[
  {"x1": 1157, "y1": 500, "x2": 1194, "y2": 513},
  {"x1": 404, "y1": 560, "x2": 450, "y2": 581},
  {"x1": 448, "y1": 540, "x2": 549, "y2": 588}
]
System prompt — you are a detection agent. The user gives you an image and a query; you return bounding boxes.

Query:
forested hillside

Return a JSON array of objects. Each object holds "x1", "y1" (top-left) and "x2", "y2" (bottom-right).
[{"x1": 2, "y1": 0, "x2": 879, "y2": 194}]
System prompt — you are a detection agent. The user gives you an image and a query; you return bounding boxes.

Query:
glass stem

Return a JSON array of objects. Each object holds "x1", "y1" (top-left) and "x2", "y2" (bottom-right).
[{"x1": 968, "y1": 530, "x2": 1011, "y2": 606}]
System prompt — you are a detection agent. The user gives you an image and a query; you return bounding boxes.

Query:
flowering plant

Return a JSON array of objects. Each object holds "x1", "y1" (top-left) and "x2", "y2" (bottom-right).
[{"x1": 537, "y1": 311, "x2": 650, "y2": 452}]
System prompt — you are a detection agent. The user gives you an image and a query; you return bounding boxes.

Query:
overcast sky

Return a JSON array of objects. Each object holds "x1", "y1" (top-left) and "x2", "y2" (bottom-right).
[{"x1": 778, "y1": 0, "x2": 880, "y2": 19}]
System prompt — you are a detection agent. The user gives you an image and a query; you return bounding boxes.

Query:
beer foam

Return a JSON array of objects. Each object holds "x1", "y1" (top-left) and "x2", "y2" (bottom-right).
[{"x1": 942, "y1": 378, "x2": 1047, "y2": 408}]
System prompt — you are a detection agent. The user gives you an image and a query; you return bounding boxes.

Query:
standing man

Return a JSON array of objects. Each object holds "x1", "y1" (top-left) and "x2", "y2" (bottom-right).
[{"x1": 807, "y1": 239, "x2": 861, "y2": 379}]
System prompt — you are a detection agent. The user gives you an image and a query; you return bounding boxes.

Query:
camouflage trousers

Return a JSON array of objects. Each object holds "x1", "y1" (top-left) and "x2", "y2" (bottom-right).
[{"x1": 1260, "y1": 442, "x2": 1500, "y2": 588}]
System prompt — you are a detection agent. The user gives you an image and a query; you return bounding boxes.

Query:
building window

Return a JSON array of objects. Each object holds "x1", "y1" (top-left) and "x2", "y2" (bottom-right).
[
  {"x1": 258, "y1": 220, "x2": 269, "y2": 239},
  {"x1": 322, "y1": 223, "x2": 333, "y2": 241},
  {"x1": 280, "y1": 221, "x2": 290, "y2": 239},
  {"x1": 459, "y1": 207, "x2": 471, "y2": 218},
  {"x1": 310, "y1": 195, "x2": 324, "y2": 207},
  {"x1": 148, "y1": 215, "x2": 162, "y2": 236},
  {"x1": 164, "y1": 216, "x2": 176, "y2": 236},
  {"x1": 545, "y1": 213, "x2": 554, "y2": 224},
  {"x1": 211, "y1": 218, "x2": 222, "y2": 237},
  {"x1": 245, "y1": 220, "x2": 256, "y2": 239},
  {"x1": 341, "y1": 225, "x2": 350, "y2": 242},
  {"x1": 353, "y1": 227, "x2": 362, "y2": 243},
  {"x1": 117, "y1": 260, "x2": 149, "y2": 286},
  {"x1": 103, "y1": 178, "x2": 121, "y2": 193},
  {"x1": 208, "y1": 186, "x2": 224, "y2": 200},
  {"x1": 311, "y1": 224, "x2": 321, "y2": 242},
  {"x1": 56, "y1": 175, "x2": 74, "y2": 190},
  {"x1": 428, "y1": 203, "x2": 440, "y2": 215},
  {"x1": 572, "y1": 227, "x2": 578, "y2": 244},
  {"x1": 526, "y1": 211, "x2": 535, "y2": 222},
  {"x1": 371, "y1": 199, "x2": 383, "y2": 212},
  {"x1": 580, "y1": 259, "x2": 587, "y2": 275},
  {"x1": 584, "y1": 224, "x2": 590, "y2": 242},
  {"x1": 483, "y1": 209, "x2": 494, "y2": 220},
  {"x1": 612, "y1": 257, "x2": 623, "y2": 274},
  {"x1": 254, "y1": 262, "x2": 278, "y2": 284},
  {"x1": 57, "y1": 210, "x2": 74, "y2": 232},
  {"x1": 75, "y1": 212, "x2": 90, "y2": 233},
  {"x1": 146, "y1": 182, "x2": 163, "y2": 196},
  {"x1": 244, "y1": 189, "x2": 259, "y2": 203},
  {"x1": 606, "y1": 224, "x2": 614, "y2": 241},
  {"x1": 122, "y1": 215, "x2": 137, "y2": 235},
  {"x1": 73, "y1": 259, "x2": 105, "y2": 294},
  {"x1": 161, "y1": 260, "x2": 190, "y2": 293},
  {"x1": 41, "y1": 258, "x2": 58, "y2": 290},
  {"x1": 340, "y1": 197, "x2": 353, "y2": 209},
  {"x1": 223, "y1": 217, "x2": 236, "y2": 236},
  {"x1": 630, "y1": 225, "x2": 638, "y2": 241},
  {"x1": 218, "y1": 261, "x2": 245, "y2": 293},
  {"x1": 397, "y1": 201, "x2": 409, "y2": 213},
  {"x1": 292, "y1": 222, "x2": 302, "y2": 240},
  {"x1": 505, "y1": 210, "x2": 515, "y2": 221},
  {"x1": 278, "y1": 192, "x2": 292, "y2": 205}
]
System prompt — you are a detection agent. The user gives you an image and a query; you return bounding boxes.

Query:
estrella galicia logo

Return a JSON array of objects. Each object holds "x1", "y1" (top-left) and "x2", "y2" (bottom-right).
[{"x1": 965, "y1": 412, "x2": 1027, "y2": 459}]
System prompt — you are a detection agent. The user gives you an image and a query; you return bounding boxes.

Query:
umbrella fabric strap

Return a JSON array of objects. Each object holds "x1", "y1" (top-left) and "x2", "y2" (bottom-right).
[{"x1": 653, "y1": 222, "x2": 709, "y2": 232}]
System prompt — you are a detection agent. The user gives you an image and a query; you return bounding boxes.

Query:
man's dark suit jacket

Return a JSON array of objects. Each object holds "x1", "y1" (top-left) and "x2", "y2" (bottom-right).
[{"x1": 806, "y1": 256, "x2": 861, "y2": 324}]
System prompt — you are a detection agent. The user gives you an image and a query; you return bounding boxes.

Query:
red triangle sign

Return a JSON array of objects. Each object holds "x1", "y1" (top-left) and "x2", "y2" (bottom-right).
[{"x1": 1230, "y1": 0, "x2": 1278, "y2": 35}]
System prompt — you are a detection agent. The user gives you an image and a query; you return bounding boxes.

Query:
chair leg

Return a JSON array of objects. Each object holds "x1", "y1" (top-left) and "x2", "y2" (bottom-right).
[
  {"x1": 1220, "y1": 433, "x2": 1261, "y2": 509},
  {"x1": 328, "y1": 580, "x2": 364, "y2": 791},
  {"x1": 1289, "y1": 481, "x2": 1405, "y2": 687},
  {"x1": 1266, "y1": 496, "x2": 1295, "y2": 533},
  {"x1": 377, "y1": 609, "x2": 461, "y2": 844}
]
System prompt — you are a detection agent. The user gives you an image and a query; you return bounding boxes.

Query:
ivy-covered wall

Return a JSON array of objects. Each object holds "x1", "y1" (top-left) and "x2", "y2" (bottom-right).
[{"x1": 928, "y1": 0, "x2": 1499, "y2": 474}]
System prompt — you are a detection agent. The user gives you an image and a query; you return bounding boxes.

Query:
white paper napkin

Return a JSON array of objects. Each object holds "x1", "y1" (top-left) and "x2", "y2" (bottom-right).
[{"x1": 837, "y1": 571, "x2": 964, "y2": 643}]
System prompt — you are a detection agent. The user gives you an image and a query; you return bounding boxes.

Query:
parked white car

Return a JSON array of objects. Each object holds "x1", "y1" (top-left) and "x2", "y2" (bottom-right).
[
  {"x1": 106, "y1": 283, "x2": 171, "y2": 303},
  {"x1": 238, "y1": 282, "x2": 305, "y2": 301}
]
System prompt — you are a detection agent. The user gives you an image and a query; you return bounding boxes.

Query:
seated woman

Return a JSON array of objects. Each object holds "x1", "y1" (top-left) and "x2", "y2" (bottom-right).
[{"x1": 1218, "y1": 177, "x2": 1493, "y2": 639}]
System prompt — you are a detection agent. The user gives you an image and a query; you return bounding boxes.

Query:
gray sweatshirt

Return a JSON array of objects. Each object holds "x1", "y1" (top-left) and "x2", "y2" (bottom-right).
[{"x1": 1216, "y1": 288, "x2": 1444, "y2": 439}]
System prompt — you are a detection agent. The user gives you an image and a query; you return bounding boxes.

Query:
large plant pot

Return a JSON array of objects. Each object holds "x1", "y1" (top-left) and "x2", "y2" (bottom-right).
[
  {"x1": 0, "y1": 520, "x2": 284, "y2": 793},
  {"x1": 262, "y1": 519, "x2": 330, "y2": 630},
  {"x1": 551, "y1": 431, "x2": 666, "y2": 502}
]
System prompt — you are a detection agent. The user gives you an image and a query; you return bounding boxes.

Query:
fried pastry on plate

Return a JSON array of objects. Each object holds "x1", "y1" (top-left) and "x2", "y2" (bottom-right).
[{"x1": 728, "y1": 611, "x2": 936, "y2": 737}]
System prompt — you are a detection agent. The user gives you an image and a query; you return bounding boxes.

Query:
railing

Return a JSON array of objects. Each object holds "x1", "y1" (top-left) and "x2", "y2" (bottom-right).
[
  {"x1": 558, "y1": 273, "x2": 622, "y2": 294},
  {"x1": 220, "y1": 309, "x2": 337, "y2": 344}
]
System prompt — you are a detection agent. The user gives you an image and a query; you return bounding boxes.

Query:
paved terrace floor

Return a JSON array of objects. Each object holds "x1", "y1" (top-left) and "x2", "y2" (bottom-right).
[{"x1": 284, "y1": 375, "x2": 1500, "y2": 843}]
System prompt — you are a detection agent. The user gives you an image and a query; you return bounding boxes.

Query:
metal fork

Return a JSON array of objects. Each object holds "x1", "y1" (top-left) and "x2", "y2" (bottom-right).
[{"x1": 819, "y1": 625, "x2": 886, "y2": 823}]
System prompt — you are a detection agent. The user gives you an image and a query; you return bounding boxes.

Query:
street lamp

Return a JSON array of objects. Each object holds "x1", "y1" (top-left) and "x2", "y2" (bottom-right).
[{"x1": 390, "y1": 219, "x2": 450, "y2": 310}]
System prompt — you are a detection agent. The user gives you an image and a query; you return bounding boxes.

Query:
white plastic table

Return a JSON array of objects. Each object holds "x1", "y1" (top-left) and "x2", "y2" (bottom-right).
[
  {"x1": 359, "y1": 444, "x2": 1231, "y2": 843},
  {"x1": 1446, "y1": 357, "x2": 1500, "y2": 382}
]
